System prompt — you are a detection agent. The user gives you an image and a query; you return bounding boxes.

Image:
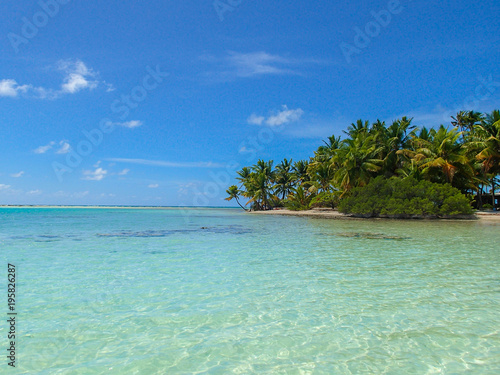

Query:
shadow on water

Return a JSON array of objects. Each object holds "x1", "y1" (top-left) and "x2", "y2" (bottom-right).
[
  {"x1": 318, "y1": 232, "x2": 411, "y2": 240},
  {"x1": 96, "y1": 225, "x2": 252, "y2": 238}
]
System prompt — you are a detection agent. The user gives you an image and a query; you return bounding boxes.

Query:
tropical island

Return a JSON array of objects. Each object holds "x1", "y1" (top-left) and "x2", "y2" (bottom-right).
[{"x1": 226, "y1": 110, "x2": 500, "y2": 219}]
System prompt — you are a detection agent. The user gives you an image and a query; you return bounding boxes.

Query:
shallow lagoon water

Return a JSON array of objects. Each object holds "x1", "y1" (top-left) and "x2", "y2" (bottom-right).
[{"x1": 0, "y1": 208, "x2": 499, "y2": 374}]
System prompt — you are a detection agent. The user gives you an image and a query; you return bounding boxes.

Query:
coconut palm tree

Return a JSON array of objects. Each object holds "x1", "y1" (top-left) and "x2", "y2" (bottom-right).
[
  {"x1": 473, "y1": 110, "x2": 500, "y2": 207},
  {"x1": 246, "y1": 171, "x2": 276, "y2": 210},
  {"x1": 286, "y1": 185, "x2": 313, "y2": 210},
  {"x1": 334, "y1": 133, "x2": 384, "y2": 193},
  {"x1": 274, "y1": 158, "x2": 294, "y2": 200},
  {"x1": 292, "y1": 160, "x2": 310, "y2": 186},
  {"x1": 413, "y1": 126, "x2": 474, "y2": 187},
  {"x1": 316, "y1": 135, "x2": 341, "y2": 158},
  {"x1": 382, "y1": 117, "x2": 416, "y2": 176},
  {"x1": 225, "y1": 185, "x2": 247, "y2": 211},
  {"x1": 451, "y1": 110, "x2": 484, "y2": 141},
  {"x1": 345, "y1": 119, "x2": 370, "y2": 138},
  {"x1": 236, "y1": 167, "x2": 252, "y2": 188},
  {"x1": 307, "y1": 159, "x2": 335, "y2": 193}
]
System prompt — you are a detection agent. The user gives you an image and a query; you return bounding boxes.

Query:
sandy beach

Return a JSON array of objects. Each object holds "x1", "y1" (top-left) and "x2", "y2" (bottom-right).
[{"x1": 250, "y1": 208, "x2": 500, "y2": 223}]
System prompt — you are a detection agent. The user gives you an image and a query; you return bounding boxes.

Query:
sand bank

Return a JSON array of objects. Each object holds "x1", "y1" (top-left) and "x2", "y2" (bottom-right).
[{"x1": 250, "y1": 208, "x2": 500, "y2": 223}]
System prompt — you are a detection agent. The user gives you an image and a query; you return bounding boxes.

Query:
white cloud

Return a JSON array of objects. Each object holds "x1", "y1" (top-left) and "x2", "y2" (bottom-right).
[
  {"x1": 107, "y1": 120, "x2": 143, "y2": 129},
  {"x1": 0, "y1": 79, "x2": 30, "y2": 97},
  {"x1": 56, "y1": 141, "x2": 71, "y2": 154},
  {"x1": 148, "y1": 184, "x2": 159, "y2": 188},
  {"x1": 34, "y1": 141, "x2": 56, "y2": 154},
  {"x1": 59, "y1": 60, "x2": 98, "y2": 94},
  {"x1": 0, "y1": 184, "x2": 11, "y2": 190},
  {"x1": 105, "y1": 83, "x2": 115, "y2": 92},
  {"x1": 247, "y1": 114, "x2": 265, "y2": 125},
  {"x1": 105, "y1": 158, "x2": 225, "y2": 168},
  {"x1": 266, "y1": 106, "x2": 304, "y2": 126},
  {"x1": 249, "y1": 106, "x2": 304, "y2": 127},
  {"x1": 34, "y1": 140, "x2": 72, "y2": 154},
  {"x1": 227, "y1": 52, "x2": 295, "y2": 77},
  {"x1": 27, "y1": 190, "x2": 42, "y2": 196},
  {"x1": 1, "y1": 59, "x2": 104, "y2": 100},
  {"x1": 82, "y1": 167, "x2": 107, "y2": 181},
  {"x1": 11, "y1": 171, "x2": 24, "y2": 178},
  {"x1": 204, "y1": 51, "x2": 323, "y2": 80},
  {"x1": 118, "y1": 169, "x2": 130, "y2": 175}
]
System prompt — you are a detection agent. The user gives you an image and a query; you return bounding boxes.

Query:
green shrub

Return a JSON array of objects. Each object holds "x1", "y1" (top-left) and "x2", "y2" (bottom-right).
[
  {"x1": 339, "y1": 176, "x2": 473, "y2": 218},
  {"x1": 309, "y1": 192, "x2": 339, "y2": 209},
  {"x1": 285, "y1": 186, "x2": 314, "y2": 211}
]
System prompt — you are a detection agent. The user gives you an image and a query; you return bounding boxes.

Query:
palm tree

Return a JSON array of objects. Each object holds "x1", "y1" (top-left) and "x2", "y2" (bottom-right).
[
  {"x1": 451, "y1": 110, "x2": 484, "y2": 141},
  {"x1": 252, "y1": 159, "x2": 274, "y2": 178},
  {"x1": 286, "y1": 185, "x2": 313, "y2": 210},
  {"x1": 473, "y1": 110, "x2": 500, "y2": 208},
  {"x1": 334, "y1": 133, "x2": 383, "y2": 193},
  {"x1": 225, "y1": 185, "x2": 247, "y2": 211},
  {"x1": 345, "y1": 119, "x2": 370, "y2": 138},
  {"x1": 382, "y1": 117, "x2": 416, "y2": 176},
  {"x1": 307, "y1": 159, "x2": 335, "y2": 193},
  {"x1": 274, "y1": 158, "x2": 294, "y2": 200},
  {"x1": 316, "y1": 135, "x2": 341, "y2": 158},
  {"x1": 246, "y1": 172, "x2": 276, "y2": 210},
  {"x1": 292, "y1": 160, "x2": 310, "y2": 186},
  {"x1": 236, "y1": 167, "x2": 252, "y2": 188},
  {"x1": 411, "y1": 126, "x2": 474, "y2": 188}
]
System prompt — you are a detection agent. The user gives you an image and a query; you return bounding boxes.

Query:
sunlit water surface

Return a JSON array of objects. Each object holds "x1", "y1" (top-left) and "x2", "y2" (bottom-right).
[{"x1": 0, "y1": 208, "x2": 499, "y2": 374}]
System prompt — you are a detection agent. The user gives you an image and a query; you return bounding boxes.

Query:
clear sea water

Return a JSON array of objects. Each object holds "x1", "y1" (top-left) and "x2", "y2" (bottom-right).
[{"x1": 0, "y1": 207, "x2": 499, "y2": 374}]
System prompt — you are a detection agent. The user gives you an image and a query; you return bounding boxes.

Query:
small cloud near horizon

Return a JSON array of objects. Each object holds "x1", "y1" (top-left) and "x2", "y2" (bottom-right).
[
  {"x1": 11, "y1": 171, "x2": 24, "y2": 178},
  {"x1": 203, "y1": 51, "x2": 321, "y2": 80},
  {"x1": 248, "y1": 105, "x2": 304, "y2": 127},
  {"x1": 56, "y1": 141, "x2": 71, "y2": 154},
  {"x1": 34, "y1": 141, "x2": 56, "y2": 154},
  {"x1": 106, "y1": 120, "x2": 143, "y2": 129},
  {"x1": 0, "y1": 59, "x2": 106, "y2": 100},
  {"x1": 82, "y1": 167, "x2": 107, "y2": 181}
]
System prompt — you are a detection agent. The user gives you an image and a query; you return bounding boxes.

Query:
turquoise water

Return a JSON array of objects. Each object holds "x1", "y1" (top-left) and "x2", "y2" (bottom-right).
[{"x1": 0, "y1": 208, "x2": 499, "y2": 374}]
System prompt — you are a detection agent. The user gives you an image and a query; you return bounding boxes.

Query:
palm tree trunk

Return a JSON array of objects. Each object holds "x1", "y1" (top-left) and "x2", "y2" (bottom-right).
[
  {"x1": 492, "y1": 178, "x2": 496, "y2": 210},
  {"x1": 235, "y1": 198, "x2": 247, "y2": 211}
]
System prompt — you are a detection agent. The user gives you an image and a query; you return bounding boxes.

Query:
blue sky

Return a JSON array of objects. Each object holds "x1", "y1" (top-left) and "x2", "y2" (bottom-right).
[{"x1": 0, "y1": 0, "x2": 499, "y2": 206}]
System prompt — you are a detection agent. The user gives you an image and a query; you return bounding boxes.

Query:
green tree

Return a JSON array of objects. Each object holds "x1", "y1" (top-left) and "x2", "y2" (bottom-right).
[
  {"x1": 225, "y1": 185, "x2": 247, "y2": 211},
  {"x1": 274, "y1": 158, "x2": 294, "y2": 200}
]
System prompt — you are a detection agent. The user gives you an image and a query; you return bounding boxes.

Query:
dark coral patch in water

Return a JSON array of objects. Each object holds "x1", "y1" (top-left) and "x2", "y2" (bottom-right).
[
  {"x1": 96, "y1": 225, "x2": 251, "y2": 238},
  {"x1": 335, "y1": 232, "x2": 410, "y2": 240}
]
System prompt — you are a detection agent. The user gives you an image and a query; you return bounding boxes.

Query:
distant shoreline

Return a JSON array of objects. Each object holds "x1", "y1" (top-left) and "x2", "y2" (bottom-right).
[
  {"x1": 250, "y1": 208, "x2": 500, "y2": 223},
  {"x1": 1, "y1": 205, "x2": 499, "y2": 223}
]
